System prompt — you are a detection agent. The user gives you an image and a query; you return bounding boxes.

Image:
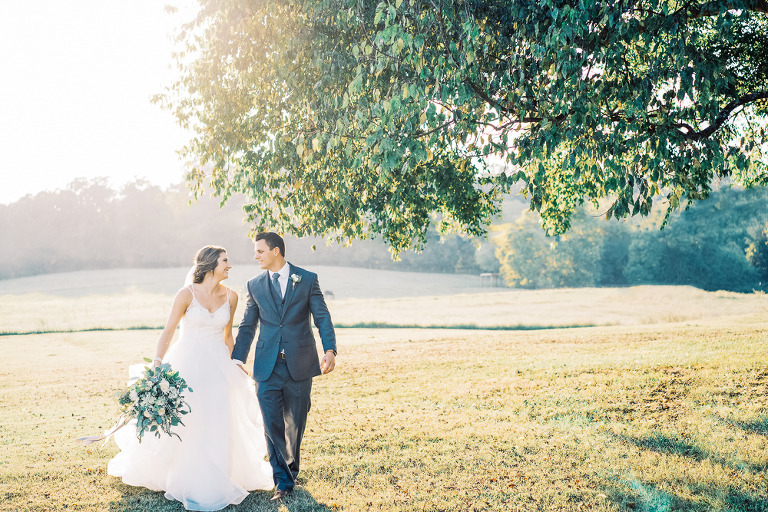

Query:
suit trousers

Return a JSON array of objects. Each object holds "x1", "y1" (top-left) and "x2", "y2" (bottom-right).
[{"x1": 255, "y1": 357, "x2": 313, "y2": 491}]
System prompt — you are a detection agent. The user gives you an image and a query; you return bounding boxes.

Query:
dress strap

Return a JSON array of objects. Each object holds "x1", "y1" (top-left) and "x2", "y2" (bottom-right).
[{"x1": 188, "y1": 284, "x2": 196, "y2": 301}]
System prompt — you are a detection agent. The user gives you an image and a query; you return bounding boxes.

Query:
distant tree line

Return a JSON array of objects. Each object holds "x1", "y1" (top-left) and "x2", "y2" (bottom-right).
[
  {"x1": 494, "y1": 187, "x2": 768, "y2": 292},
  {"x1": 0, "y1": 179, "x2": 247, "y2": 279},
  {"x1": 0, "y1": 178, "x2": 500, "y2": 280},
  {"x1": 2, "y1": 179, "x2": 767, "y2": 292}
]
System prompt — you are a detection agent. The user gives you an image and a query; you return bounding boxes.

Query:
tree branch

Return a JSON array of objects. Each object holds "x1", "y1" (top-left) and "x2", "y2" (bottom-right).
[
  {"x1": 415, "y1": 117, "x2": 456, "y2": 138},
  {"x1": 684, "y1": 91, "x2": 768, "y2": 140},
  {"x1": 466, "y1": 79, "x2": 513, "y2": 115}
]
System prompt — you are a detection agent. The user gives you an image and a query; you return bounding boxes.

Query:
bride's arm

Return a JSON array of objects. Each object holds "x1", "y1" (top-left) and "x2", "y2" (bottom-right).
[
  {"x1": 153, "y1": 288, "x2": 192, "y2": 367},
  {"x1": 224, "y1": 290, "x2": 239, "y2": 356}
]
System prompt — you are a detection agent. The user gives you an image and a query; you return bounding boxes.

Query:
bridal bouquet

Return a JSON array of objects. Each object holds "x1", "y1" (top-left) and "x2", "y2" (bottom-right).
[
  {"x1": 118, "y1": 359, "x2": 193, "y2": 441},
  {"x1": 78, "y1": 359, "x2": 193, "y2": 446}
]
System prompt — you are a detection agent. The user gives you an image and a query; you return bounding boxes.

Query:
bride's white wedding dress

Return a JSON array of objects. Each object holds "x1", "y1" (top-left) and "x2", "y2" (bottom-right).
[{"x1": 108, "y1": 287, "x2": 273, "y2": 511}]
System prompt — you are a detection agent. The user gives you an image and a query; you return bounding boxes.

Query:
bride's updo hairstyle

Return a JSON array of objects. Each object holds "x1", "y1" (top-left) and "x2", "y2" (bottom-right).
[{"x1": 192, "y1": 245, "x2": 226, "y2": 284}]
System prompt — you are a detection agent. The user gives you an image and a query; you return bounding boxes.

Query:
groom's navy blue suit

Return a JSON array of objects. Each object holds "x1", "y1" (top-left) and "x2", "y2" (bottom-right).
[{"x1": 232, "y1": 263, "x2": 336, "y2": 491}]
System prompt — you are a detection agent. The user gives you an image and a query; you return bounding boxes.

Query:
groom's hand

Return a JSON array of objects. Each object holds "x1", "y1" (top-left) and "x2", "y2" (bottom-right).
[{"x1": 320, "y1": 350, "x2": 335, "y2": 375}]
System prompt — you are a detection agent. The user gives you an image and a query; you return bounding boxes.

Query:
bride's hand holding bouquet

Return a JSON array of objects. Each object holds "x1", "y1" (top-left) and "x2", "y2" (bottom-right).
[
  {"x1": 77, "y1": 358, "x2": 193, "y2": 445},
  {"x1": 118, "y1": 358, "x2": 193, "y2": 442}
]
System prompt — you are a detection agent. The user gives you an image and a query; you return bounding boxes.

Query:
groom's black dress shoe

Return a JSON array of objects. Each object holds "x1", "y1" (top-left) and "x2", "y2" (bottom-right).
[{"x1": 270, "y1": 488, "x2": 291, "y2": 501}]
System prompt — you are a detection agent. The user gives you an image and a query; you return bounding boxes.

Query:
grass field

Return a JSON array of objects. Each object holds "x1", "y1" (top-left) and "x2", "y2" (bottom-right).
[
  {"x1": 1, "y1": 268, "x2": 767, "y2": 511},
  {"x1": 1, "y1": 266, "x2": 766, "y2": 334}
]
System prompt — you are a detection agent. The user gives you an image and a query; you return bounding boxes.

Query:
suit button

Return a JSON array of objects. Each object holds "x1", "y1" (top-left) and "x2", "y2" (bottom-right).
[{"x1": 280, "y1": 324, "x2": 283, "y2": 327}]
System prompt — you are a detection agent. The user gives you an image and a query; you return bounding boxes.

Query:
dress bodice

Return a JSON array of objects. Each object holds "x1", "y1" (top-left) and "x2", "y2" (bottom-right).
[{"x1": 181, "y1": 287, "x2": 231, "y2": 339}]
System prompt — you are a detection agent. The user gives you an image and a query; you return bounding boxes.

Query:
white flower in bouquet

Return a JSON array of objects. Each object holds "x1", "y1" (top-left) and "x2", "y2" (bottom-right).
[
  {"x1": 78, "y1": 359, "x2": 193, "y2": 446},
  {"x1": 116, "y1": 359, "x2": 193, "y2": 442}
]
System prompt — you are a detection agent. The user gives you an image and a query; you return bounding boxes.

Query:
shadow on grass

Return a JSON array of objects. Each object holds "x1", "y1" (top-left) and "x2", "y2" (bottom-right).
[
  {"x1": 723, "y1": 490, "x2": 768, "y2": 512},
  {"x1": 617, "y1": 430, "x2": 766, "y2": 472},
  {"x1": 0, "y1": 325, "x2": 163, "y2": 337},
  {"x1": 107, "y1": 483, "x2": 333, "y2": 512},
  {"x1": 0, "y1": 321, "x2": 601, "y2": 336},
  {"x1": 603, "y1": 477, "x2": 768, "y2": 512},
  {"x1": 603, "y1": 432, "x2": 768, "y2": 511},
  {"x1": 603, "y1": 477, "x2": 675, "y2": 512},
  {"x1": 717, "y1": 414, "x2": 768, "y2": 437},
  {"x1": 620, "y1": 432, "x2": 707, "y2": 461},
  {"x1": 333, "y1": 321, "x2": 599, "y2": 330}
]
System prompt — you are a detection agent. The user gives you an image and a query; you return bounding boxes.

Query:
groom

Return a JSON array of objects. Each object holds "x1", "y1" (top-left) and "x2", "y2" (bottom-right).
[{"x1": 232, "y1": 232, "x2": 337, "y2": 501}]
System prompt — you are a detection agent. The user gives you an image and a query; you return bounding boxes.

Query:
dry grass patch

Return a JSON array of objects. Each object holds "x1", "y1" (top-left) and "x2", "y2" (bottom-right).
[
  {"x1": 306, "y1": 325, "x2": 768, "y2": 511},
  {"x1": 4, "y1": 320, "x2": 767, "y2": 511}
]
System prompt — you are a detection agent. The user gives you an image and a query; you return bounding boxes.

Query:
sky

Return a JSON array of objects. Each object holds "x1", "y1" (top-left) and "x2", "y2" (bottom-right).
[{"x1": 0, "y1": 0, "x2": 195, "y2": 204}]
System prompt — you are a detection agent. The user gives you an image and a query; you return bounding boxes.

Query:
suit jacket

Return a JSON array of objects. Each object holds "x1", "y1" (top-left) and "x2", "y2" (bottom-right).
[{"x1": 232, "y1": 263, "x2": 336, "y2": 382}]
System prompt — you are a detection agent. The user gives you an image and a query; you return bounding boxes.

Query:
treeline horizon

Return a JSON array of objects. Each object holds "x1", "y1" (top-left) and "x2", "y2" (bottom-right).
[
  {"x1": 0, "y1": 178, "x2": 508, "y2": 281},
  {"x1": 2, "y1": 178, "x2": 767, "y2": 292},
  {"x1": 494, "y1": 186, "x2": 768, "y2": 293}
]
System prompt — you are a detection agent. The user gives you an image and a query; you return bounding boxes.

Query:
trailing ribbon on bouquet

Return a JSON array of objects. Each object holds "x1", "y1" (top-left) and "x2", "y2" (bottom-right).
[{"x1": 76, "y1": 416, "x2": 130, "y2": 447}]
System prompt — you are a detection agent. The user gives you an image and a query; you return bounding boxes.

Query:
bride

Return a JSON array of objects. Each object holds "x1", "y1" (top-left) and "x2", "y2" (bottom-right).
[{"x1": 108, "y1": 245, "x2": 273, "y2": 511}]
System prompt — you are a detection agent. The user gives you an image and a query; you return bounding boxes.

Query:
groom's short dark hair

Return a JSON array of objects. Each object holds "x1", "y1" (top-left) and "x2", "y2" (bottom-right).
[{"x1": 256, "y1": 232, "x2": 285, "y2": 257}]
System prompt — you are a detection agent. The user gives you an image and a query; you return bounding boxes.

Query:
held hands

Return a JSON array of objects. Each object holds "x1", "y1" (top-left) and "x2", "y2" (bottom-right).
[{"x1": 320, "y1": 350, "x2": 336, "y2": 375}]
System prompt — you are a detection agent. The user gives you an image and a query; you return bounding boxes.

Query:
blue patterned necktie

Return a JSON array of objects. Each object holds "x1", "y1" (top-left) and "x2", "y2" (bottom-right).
[{"x1": 270, "y1": 272, "x2": 283, "y2": 308}]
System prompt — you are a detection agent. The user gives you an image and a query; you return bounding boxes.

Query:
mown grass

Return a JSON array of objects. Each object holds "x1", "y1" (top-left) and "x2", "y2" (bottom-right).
[
  {"x1": 2, "y1": 316, "x2": 767, "y2": 511},
  {"x1": 2, "y1": 270, "x2": 767, "y2": 510}
]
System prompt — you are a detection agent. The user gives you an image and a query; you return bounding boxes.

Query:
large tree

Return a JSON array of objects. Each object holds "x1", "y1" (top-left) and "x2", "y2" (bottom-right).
[{"x1": 162, "y1": 0, "x2": 768, "y2": 252}]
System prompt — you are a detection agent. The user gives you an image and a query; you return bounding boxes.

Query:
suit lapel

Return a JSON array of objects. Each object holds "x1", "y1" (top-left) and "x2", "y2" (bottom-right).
[{"x1": 280, "y1": 264, "x2": 298, "y2": 320}]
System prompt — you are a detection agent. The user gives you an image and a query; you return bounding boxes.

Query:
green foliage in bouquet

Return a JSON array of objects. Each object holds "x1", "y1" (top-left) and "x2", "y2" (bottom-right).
[{"x1": 117, "y1": 358, "x2": 193, "y2": 442}]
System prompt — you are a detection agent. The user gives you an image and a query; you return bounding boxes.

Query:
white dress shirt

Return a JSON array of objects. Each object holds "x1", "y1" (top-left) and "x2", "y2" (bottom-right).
[{"x1": 270, "y1": 262, "x2": 290, "y2": 298}]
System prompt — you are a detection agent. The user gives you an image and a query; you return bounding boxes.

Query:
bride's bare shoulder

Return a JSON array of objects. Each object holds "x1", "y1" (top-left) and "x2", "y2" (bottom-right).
[
  {"x1": 175, "y1": 286, "x2": 194, "y2": 301},
  {"x1": 223, "y1": 285, "x2": 238, "y2": 301}
]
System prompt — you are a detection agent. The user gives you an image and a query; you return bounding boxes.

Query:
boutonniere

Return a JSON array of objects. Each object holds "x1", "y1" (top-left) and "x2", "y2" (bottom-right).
[{"x1": 290, "y1": 273, "x2": 302, "y2": 289}]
